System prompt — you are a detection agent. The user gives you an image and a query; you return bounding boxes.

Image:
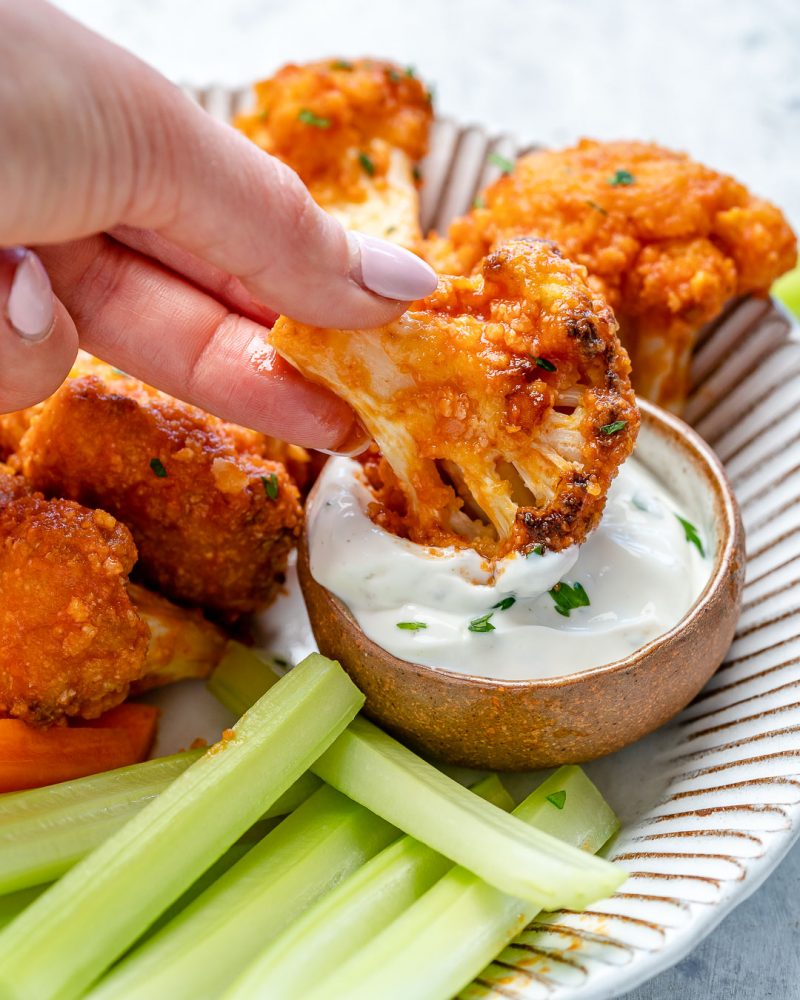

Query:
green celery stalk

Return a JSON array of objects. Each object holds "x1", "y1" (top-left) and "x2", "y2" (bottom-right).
[
  {"x1": 225, "y1": 774, "x2": 513, "y2": 1000},
  {"x1": 0, "y1": 886, "x2": 45, "y2": 931},
  {"x1": 206, "y1": 640, "x2": 283, "y2": 716},
  {"x1": 773, "y1": 263, "x2": 800, "y2": 320},
  {"x1": 310, "y1": 717, "x2": 624, "y2": 909},
  {"x1": 0, "y1": 750, "x2": 202, "y2": 894},
  {"x1": 90, "y1": 785, "x2": 398, "y2": 1000},
  {"x1": 299, "y1": 766, "x2": 621, "y2": 1000},
  {"x1": 0, "y1": 653, "x2": 363, "y2": 1000},
  {"x1": 0, "y1": 753, "x2": 321, "y2": 896}
]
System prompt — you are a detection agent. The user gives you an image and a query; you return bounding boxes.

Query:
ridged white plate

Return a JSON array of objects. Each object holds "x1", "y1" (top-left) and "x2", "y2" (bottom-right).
[{"x1": 164, "y1": 86, "x2": 800, "y2": 999}]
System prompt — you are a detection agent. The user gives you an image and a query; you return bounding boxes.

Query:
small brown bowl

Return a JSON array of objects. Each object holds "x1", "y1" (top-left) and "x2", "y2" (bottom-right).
[{"x1": 298, "y1": 399, "x2": 745, "y2": 770}]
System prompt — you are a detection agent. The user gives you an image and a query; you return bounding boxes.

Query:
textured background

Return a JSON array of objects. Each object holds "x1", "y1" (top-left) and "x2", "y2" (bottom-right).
[{"x1": 49, "y1": 1, "x2": 800, "y2": 996}]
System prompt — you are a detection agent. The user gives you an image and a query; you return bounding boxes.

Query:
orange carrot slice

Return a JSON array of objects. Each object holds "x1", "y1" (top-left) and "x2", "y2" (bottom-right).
[{"x1": 82, "y1": 703, "x2": 160, "y2": 761}]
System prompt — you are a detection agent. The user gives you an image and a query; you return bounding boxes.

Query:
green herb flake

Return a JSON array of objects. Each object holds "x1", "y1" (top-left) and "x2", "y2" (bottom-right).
[
  {"x1": 527, "y1": 544, "x2": 545, "y2": 558},
  {"x1": 330, "y1": 59, "x2": 353, "y2": 71},
  {"x1": 412, "y1": 166, "x2": 422, "y2": 183},
  {"x1": 546, "y1": 789, "x2": 567, "y2": 809},
  {"x1": 405, "y1": 65, "x2": 416, "y2": 78},
  {"x1": 608, "y1": 169, "x2": 635, "y2": 187},
  {"x1": 676, "y1": 515, "x2": 705, "y2": 557},
  {"x1": 425, "y1": 86, "x2": 435, "y2": 104},
  {"x1": 473, "y1": 195, "x2": 486, "y2": 209},
  {"x1": 600, "y1": 420, "x2": 627, "y2": 436},
  {"x1": 358, "y1": 151, "x2": 376, "y2": 177},
  {"x1": 586, "y1": 199, "x2": 608, "y2": 216},
  {"x1": 396, "y1": 621, "x2": 427, "y2": 631},
  {"x1": 149, "y1": 457, "x2": 168, "y2": 479},
  {"x1": 468, "y1": 613, "x2": 495, "y2": 633},
  {"x1": 488, "y1": 152, "x2": 514, "y2": 174},
  {"x1": 549, "y1": 581, "x2": 590, "y2": 618},
  {"x1": 261, "y1": 473, "x2": 279, "y2": 500},
  {"x1": 388, "y1": 68, "x2": 401, "y2": 83},
  {"x1": 384, "y1": 225, "x2": 397, "y2": 235},
  {"x1": 492, "y1": 596, "x2": 516, "y2": 611},
  {"x1": 297, "y1": 108, "x2": 331, "y2": 129},
  {"x1": 534, "y1": 357, "x2": 557, "y2": 372}
]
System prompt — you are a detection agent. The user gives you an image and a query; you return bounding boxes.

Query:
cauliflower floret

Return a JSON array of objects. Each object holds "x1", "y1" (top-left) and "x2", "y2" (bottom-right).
[
  {"x1": 271, "y1": 239, "x2": 638, "y2": 558},
  {"x1": 236, "y1": 58, "x2": 433, "y2": 251},
  {"x1": 426, "y1": 139, "x2": 797, "y2": 411}
]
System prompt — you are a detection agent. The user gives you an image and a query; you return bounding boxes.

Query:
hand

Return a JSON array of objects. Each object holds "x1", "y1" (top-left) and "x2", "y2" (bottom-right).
[{"x1": 0, "y1": 0, "x2": 437, "y2": 450}]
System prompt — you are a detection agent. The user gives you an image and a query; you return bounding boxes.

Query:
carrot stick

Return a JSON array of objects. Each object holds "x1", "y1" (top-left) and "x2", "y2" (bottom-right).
[
  {"x1": 81, "y1": 704, "x2": 160, "y2": 761},
  {"x1": 0, "y1": 721, "x2": 139, "y2": 793}
]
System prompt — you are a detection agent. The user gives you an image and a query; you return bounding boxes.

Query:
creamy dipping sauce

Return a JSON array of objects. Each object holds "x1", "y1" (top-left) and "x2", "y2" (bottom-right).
[{"x1": 307, "y1": 458, "x2": 711, "y2": 680}]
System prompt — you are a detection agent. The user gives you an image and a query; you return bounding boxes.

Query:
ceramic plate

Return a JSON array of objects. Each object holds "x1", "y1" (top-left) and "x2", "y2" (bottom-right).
[{"x1": 163, "y1": 87, "x2": 800, "y2": 999}]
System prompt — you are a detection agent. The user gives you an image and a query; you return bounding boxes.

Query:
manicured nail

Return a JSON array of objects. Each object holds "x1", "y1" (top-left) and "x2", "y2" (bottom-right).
[
  {"x1": 317, "y1": 417, "x2": 372, "y2": 458},
  {"x1": 6, "y1": 250, "x2": 54, "y2": 342},
  {"x1": 348, "y1": 232, "x2": 438, "y2": 302}
]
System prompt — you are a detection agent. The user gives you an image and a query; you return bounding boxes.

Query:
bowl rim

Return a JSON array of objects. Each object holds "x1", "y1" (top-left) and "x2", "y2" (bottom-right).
[{"x1": 304, "y1": 396, "x2": 742, "y2": 691}]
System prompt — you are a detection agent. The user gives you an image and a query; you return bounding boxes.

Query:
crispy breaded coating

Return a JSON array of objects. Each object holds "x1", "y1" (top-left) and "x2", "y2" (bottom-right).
[
  {"x1": 426, "y1": 140, "x2": 797, "y2": 410},
  {"x1": 236, "y1": 58, "x2": 433, "y2": 250},
  {"x1": 14, "y1": 358, "x2": 304, "y2": 618},
  {"x1": 271, "y1": 239, "x2": 638, "y2": 557},
  {"x1": 0, "y1": 467, "x2": 149, "y2": 725}
]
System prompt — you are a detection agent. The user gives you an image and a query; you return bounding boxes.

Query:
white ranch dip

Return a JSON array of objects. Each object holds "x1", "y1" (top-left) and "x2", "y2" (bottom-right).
[{"x1": 307, "y1": 457, "x2": 710, "y2": 680}]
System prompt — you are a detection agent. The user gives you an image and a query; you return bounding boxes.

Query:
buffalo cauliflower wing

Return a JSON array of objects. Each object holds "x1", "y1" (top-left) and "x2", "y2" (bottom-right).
[
  {"x1": 236, "y1": 58, "x2": 433, "y2": 251},
  {"x1": 0, "y1": 464, "x2": 149, "y2": 725},
  {"x1": 12, "y1": 357, "x2": 304, "y2": 618},
  {"x1": 271, "y1": 239, "x2": 638, "y2": 557},
  {"x1": 426, "y1": 140, "x2": 797, "y2": 411}
]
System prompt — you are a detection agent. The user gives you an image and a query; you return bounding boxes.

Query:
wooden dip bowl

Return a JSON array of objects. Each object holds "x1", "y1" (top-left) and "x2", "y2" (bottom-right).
[{"x1": 298, "y1": 399, "x2": 745, "y2": 770}]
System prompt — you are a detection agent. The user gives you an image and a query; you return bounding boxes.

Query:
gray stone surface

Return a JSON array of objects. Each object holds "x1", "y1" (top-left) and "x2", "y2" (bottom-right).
[{"x1": 46, "y1": 2, "x2": 800, "y2": 995}]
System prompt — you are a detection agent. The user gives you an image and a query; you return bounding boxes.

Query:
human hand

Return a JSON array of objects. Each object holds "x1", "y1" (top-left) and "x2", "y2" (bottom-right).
[{"x1": 0, "y1": 0, "x2": 437, "y2": 450}]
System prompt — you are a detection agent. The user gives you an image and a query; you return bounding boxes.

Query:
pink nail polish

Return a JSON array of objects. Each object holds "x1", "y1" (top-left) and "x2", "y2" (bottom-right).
[
  {"x1": 317, "y1": 418, "x2": 372, "y2": 458},
  {"x1": 6, "y1": 250, "x2": 55, "y2": 342},
  {"x1": 348, "y1": 232, "x2": 438, "y2": 302}
]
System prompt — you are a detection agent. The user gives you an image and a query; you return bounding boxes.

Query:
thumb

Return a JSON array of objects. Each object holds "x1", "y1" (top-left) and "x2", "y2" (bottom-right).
[{"x1": 137, "y1": 100, "x2": 439, "y2": 327}]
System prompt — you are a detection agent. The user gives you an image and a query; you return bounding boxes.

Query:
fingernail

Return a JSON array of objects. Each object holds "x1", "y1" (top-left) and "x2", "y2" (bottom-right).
[
  {"x1": 348, "y1": 232, "x2": 438, "y2": 302},
  {"x1": 6, "y1": 250, "x2": 54, "y2": 342},
  {"x1": 317, "y1": 417, "x2": 371, "y2": 458}
]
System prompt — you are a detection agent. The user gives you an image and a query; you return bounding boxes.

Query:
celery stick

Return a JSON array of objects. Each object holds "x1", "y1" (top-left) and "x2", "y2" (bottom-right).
[
  {"x1": 299, "y1": 767, "x2": 620, "y2": 1000},
  {"x1": 206, "y1": 639, "x2": 283, "y2": 716},
  {"x1": 90, "y1": 785, "x2": 397, "y2": 1000},
  {"x1": 0, "y1": 653, "x2": 363, "y2": 1000},
  {"x1": 0, "y1": 754, "x2": 320, "y2": 896},
  {"x1": 226, "y1": 774, "x2": 513, "y2": 1000},
  {"x1": 0, "y1": 886, "x2": 45, "y2": 931},
  {"x1": 0, "y1": 751, "x2": 202, "y2": 894},
  {"x1": 773, "y1": 264, "x2": 800, "y2": 320},
  {"x1": 311, "y1": 717, "x2": 623, "y2": 909}
]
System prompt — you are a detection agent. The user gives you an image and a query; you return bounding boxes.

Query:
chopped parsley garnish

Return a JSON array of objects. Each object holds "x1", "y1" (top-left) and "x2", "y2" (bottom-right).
[
  {"x1": 492, "y1": 596, "x2": 516, "y2": 611},
  {"x1": 488, "y1": 152, "x2": 514, "y2": 174},
  {"x1": 149, "y1": 457, "x2": 167, "y2": 478},
  {"x1": 473, "y1": 195, "x2": 486, "y2": 209},
  {"x1": 331, "y1": 59, "x2": 353, "y2": 70},
  {"x1": 384, "y1": 225, "x2": 397, "y2": 235},
  {"x1": 388, "y1": 68, "x2": 401, "y2": 83},
  {"x1": 412, "y1": 165, "x2": 422, "y2": 182},
  {"x1": 549, "y1": 581, "x2": 590, "y2": 617},
  {"x1": 397, "y1": 621, "x2": 427, "y2": 631},
  {"x1": 297, "y1": 108, "x2": 330, "y2": 128},
  {"x1": 527, "y1": 544, "x2": 545, "y2": 557},
  {"x1": 425, "y1": 86, "x2": 435, "y2": 104},
  {"x1": 676, "y1": 515, "x2": 705, "y2": 557},
  {"x1": 261, "y1": 473, "x2": 279, "y2": 500},
  {"x1": 405, "y1": 65, "x2": 416, "y2": 78},
  {"x1": 608, "y1": 169, "x2": 635, "y2": 186},
  {"x1": 586, "y1": 199, "x2": 608, "y2": 216},
  {"x1": 358, "y1": 151, "x2": 376, "y2": 176},
  {"x1": 546, "y1": 790, "x2": 567, "y2": 809},
  {"x1": 534, "y1": 357, "x2": 557, "y2": 372},
  {"x1": 468, "y1": 613, "x2": 495, "y2": 633},
  {"x1": 600, "y1": 420, "x2": 627, "y2": 436}
]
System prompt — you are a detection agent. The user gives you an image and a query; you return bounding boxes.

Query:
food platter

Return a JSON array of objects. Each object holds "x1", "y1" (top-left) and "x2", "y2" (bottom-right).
[{"x1": 162, "y1": 84, "x2": 800, "y2": 999}]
